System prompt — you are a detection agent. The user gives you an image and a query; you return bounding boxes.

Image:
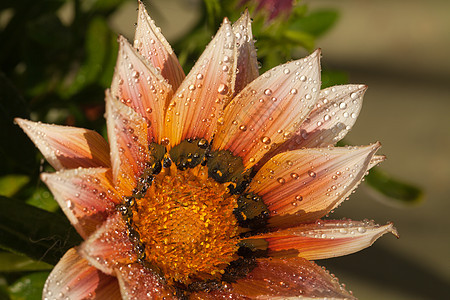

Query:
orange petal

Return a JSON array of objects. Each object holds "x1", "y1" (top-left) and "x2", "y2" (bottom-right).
[
  {"x1": 164, "y1": 18, "x2": 237, "y2": 148},
  {"x1": 232, "y1": 9, "x2": 259, "y2": 95},
  {"x1": 111, "y1": 36, "x2": 173, "y2": 143},
  {"x1": 212, "y1": 50, "x2": 321, "y2": 168},
  {"x1": 79, "y1": 212, "x2": 137, "y2": 276},
  {"x1": 232, "y1": 257, "x2": 355, "y2": 299},
  {"x1": 245, "y1": 220, "x2": 398, "y2": 260},
  {"x1": 105, "y1": 90, "x2": 150, "y2": 196},
  {"x1": 41, "y1": 168, "x2": 120, "y2": 239},
  {"x1": 115, "y1": 263, "x2": 175, "y2": 299},
  {"x1": 43, "y1": 248, "x2": 121, "y2": 300},
  {"x1": 15, "y1": 118, "x2": 110, "y2": 170},
  {"x1": 259, "y1": 85, "x2": 366, "y2": 165},
  {"x1": 248, "y1": 143, "x2": 380, "y2": 223},
  {"x1": 134, "y1": 1, "x2": 185, "y2": 90}
]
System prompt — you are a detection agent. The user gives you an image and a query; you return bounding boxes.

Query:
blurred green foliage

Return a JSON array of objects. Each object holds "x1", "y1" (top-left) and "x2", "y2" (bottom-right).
[{"x1": 0, "y1": 0, "x2": 422, "y2": 296}]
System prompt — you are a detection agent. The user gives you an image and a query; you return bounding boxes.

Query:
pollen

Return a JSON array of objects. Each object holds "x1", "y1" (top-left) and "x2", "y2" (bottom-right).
[{"x1": 131, "y1": 165, "x2": 240, "y2": 285}]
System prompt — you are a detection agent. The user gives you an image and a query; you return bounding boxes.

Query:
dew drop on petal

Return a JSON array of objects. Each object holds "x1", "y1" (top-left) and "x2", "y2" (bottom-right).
[
  {"x1": 264, "y1": 89, "x2": 272, "y2": 96},
  {"x1": 308, "y1": 170, "x2": 316, "y2": 178},
  {"x1": 260, "y1": 136, "x2": 271, "y2": 144},
  {"x1": 218, "y1": 83, "x2": 228, "y2": 95}
]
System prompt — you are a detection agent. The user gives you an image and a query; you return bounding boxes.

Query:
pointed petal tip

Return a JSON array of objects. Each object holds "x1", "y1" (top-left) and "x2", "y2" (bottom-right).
[
  {"x1": 387, "y1": 222, "x2": 400, "y2": 238},
  {"x1": 13, "y1": 117, "x2": 25, "y2": 125}
]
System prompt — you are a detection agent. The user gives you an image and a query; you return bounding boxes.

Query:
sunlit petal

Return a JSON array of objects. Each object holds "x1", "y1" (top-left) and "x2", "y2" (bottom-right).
[
  {"x1": 15, "y1": 118, "x2": 110, "y2": 170},
  {"x1": 79, "y1": 212, "x2": 136, "y2": 275},
  {"x1": 212, "y1": 50, "x2": 321, "y2": 168},
  {"x1": 248, "y1": 143, "x2": 380, "y2": 224},
  {"x1": 231, "y1": 257, "x2": 355, "y2": 299},
  {"x1": 43, "y1": 248, "x2": 121, "y2": 300},
  {"x1": 259, "y1": 85, "x2": 366, "y2": 166},
  {"x1": 115, "y1": 263, "x2": 175, "y2": 299},
  {"x1": 164, "y1": 18, "x2": 237, "y2": 148},
  {"x1": 134, "y1": 1, "x2": 185, "y2": 90},
  {"x1": 41, "y1": 168, "x2": 120, "y2": 239},
  {"x1": 244, "y1": 220, "x2": 398, "y2": 260},
  {"x1": 232, "y1": 9, "x2": 259, "y2": 95},
  {"x1": 105, "y1": 90, "x2": 150, "y2": 196},
  {"x1": 111, "y1": 36, "x2": 173, "y2": 143}
]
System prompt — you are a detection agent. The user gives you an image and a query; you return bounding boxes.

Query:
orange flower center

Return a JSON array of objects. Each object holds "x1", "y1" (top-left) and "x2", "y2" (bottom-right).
[{"x1": 131, "y1": 165, "x2": 240, "y2": 285}]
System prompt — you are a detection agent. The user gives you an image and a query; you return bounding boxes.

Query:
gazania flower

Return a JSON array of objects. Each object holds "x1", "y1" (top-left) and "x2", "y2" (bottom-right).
[{"x1": 17, "y1": 3, "x2": 397, "y2": 299}]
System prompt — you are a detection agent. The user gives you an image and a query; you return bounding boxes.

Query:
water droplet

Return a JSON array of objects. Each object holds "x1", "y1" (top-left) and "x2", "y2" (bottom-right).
[
  {"x1": 339, "y1": 102, "x2": 347, "y2": 109},
  {"x1": 277, "y1": 178, "x2": 286, "y2": 184},
  {"x1": 264, "y1": 89, "x2": 272, "y2": 95},
  {"x1": 295, "y1": 195, "x2": 303, "y2": 201},
  {"x1": 261, "y1": 136, "x2": 271, "y2": 144},
  {"x1": 283, "y1": 68, "x2": 290, "y2": 74},
  {"x1": 188, "y1": 84, "x2": 195, "y2": 91},
  {"x1": 300, "y1": 75, "x2": 307, "y2": 82},
  {"x1": 196, "y1": 73, "x2": 204, "y2": 80},
  {"x1": 290, "y1": 173, "x2": 299, "y2": 179},
  {"x1": 239, "y1": 125, "x2": 247, "y2": 131},
  {"x1": 308, "y1": 170, "x2": 316, "y2": 178},
  {"x1": 350, "y1": 92, "x2": 358, "y2": 99},
  {"x1": 218, "y1": 83, "x2": 228, "y2": 95},
  {"x1": 290, "y1": 88, "x2": 298, "y2": 95}
]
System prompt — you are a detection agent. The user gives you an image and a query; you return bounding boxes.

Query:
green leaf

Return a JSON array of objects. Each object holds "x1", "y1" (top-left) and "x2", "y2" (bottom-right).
[
  {"x1": 366, "y1": 168, "x2": 424, "y2": 205},
  {"x1": 62, "y1": 17, "x2": 115, "y2": 98},
  {"x1": 8, "y1": 272, "x2": 49, "y2": 300},
  {"x1": 0, "y1": 252, "x2": 52, "y2": 272},
  {"x1": 0, "y1": 175, "x2": 29, "y2": 198},
  {"x1": 321, "y1": 70, "x2": 349, "y2": 89},
  {"x1": 26, "y1": 186, "x2": 59, "y2": 212},
  {"x1": 289, "y1": 9, "x2": 339, "y2": 37},
  {"x1": 0, "y1": 196, "x2": 82, "y2": 265},
  {"x1": 203, "y1": 0, "x2": 222, "y2": 28},
  {"x1": 283, "y1": 30, "x2": 315, "y2": 52}
]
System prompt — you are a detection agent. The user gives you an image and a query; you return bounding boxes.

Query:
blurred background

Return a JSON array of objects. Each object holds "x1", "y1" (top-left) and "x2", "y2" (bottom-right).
[{"x1": 0, "y1": 0, "x2": 449, "y2": 299}]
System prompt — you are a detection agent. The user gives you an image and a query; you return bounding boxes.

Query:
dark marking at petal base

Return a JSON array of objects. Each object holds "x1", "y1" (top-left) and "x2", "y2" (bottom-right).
[
  {"x1": 234, "y1": 192, "x2": 269, "y2": 230},
  {"x1": 207, "y1": 150, "x2": 253, "y2": 193},
  {"x1": 169, "y1": 139, "x2": 209, "y2": 170}
]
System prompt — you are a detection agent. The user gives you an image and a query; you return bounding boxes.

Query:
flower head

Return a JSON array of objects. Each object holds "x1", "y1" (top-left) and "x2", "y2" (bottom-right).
[{"x1": 17, "y1": 3, "x2": 397, "y2": 299}]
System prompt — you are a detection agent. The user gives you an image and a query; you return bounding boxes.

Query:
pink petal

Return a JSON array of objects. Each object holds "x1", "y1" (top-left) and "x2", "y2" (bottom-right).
[
  {"x1": 115, "y1": 263, "x2": 175, "y2": 299},
  {"x1": 41, "y1": 168, "x2": 120, "y2": 239},
  {"x1": 43, "y1": 248, "x2": 121, "y2": 300},
  {"x1": 232, "y1": 9, "x2": 259, "y2": 95},
  {"x1": 164, "y1": 18, "x2": 237, "y2": 148},
  {"x1": 111, "y1": 36, "x2": 173, "y2": 143},
  {"x1": 105, "y1": 90, "x2": 150, "y2": 196},
  {"x1": 79, "y1": 212, "x2": 137, "y2": 275},
  {"x1": 231, "y1": 257, "x2": 355, "y2": 299},
  {"x1": 212, "y1": 50, "x2": 321, "y2": 168},
  {"x1": 248, "y1": 143, "x2": 380, "y2": 224},
  {"x1": 134, "y1": 2, "x2": 185, "y2": 90},
  {"x1": 259, "y1": 84, "x2": 367, "y2": 166},
  {"x1": 15, "y1": 118, "x2": 110, "y2": 170},
  {"x1": 244, "y1": 219, "x2": 398, "y2": 260}
]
